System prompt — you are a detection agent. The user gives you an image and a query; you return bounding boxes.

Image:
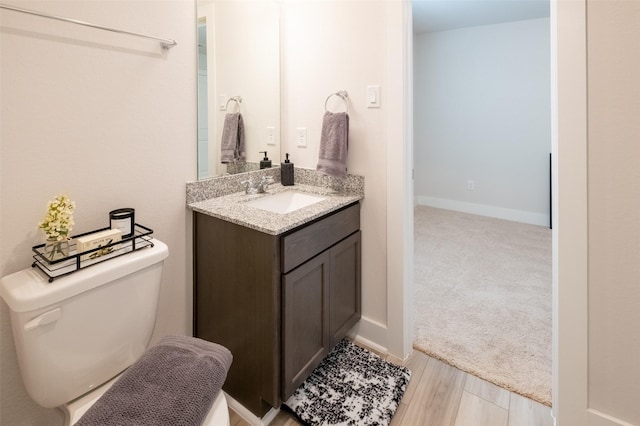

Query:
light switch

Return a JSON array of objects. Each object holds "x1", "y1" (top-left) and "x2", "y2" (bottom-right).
[{"x1": 367, "y1": 85, "x2": 380, "y2": 108}]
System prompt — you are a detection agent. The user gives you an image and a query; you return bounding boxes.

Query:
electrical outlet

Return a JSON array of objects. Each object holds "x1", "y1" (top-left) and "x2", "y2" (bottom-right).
[
  {"x1": 296, "y1": 127, "x2": 307, "y2": 147},
  {"x1": 467, "y1": 180, "x2": 475, "y2": 191},
  {"x1": 219, "y1": 95, "x2": 228, "y2": 111},
  {"x1": 266, "y1": 127, "x2": 275, "y2": 146}
]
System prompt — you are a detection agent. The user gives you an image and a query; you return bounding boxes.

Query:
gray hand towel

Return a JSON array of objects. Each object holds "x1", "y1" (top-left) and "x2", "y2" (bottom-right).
[
  {"x1": 220, "y1": 112, "x2": 245, "y2": 163},
  {"x1": 76, "y1": 335, "x2": 233, "y2": 426},
  {"x1": 316, "y1": 111, "x2": 349, "y2": 178}
]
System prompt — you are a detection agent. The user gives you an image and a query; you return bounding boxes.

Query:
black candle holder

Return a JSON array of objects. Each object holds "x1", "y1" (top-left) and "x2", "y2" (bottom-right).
[{"x1": 109, "y1": 208, "x2": 135, "y2": 238}]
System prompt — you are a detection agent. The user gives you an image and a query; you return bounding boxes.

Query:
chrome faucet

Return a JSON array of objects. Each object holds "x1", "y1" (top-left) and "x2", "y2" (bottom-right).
[
  {"x1": 243, "y1": 176, "x2": 274, "y2": 194},
  {"x1": 257, "y1": 176, "x2": 274, "y2": 193}
]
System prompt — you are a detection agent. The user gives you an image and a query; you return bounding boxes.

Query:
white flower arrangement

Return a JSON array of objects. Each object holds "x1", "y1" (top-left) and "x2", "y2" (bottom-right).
[{"x1": 38, "y1": 194, "x2": 76, "y2": 241}]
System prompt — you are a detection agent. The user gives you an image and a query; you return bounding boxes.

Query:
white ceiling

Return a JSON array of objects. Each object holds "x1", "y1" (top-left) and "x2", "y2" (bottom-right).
[{"x1": 412, "y1": 0, "x2": 550, "y2": 34}]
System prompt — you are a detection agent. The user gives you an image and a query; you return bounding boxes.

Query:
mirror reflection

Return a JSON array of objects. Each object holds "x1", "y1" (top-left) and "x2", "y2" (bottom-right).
[{"x1": 197, "y1": 0, "x2": 281, "y2": 180}]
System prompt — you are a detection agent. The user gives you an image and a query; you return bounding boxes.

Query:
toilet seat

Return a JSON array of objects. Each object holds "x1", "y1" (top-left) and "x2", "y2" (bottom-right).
[{"x1": 62, "y1": 374, "x2": 229, "y2": 426}]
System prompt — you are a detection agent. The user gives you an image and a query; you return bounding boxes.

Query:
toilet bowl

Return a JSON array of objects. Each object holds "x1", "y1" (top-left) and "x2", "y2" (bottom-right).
[{"x1": 1, "y1": 238, "x2": 229, "y2": 425}]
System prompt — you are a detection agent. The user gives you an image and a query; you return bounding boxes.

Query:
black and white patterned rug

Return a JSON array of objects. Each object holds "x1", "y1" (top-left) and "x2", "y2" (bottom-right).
[{"x1": 283, "y1": 339, "x2": 411, "y2": 426}]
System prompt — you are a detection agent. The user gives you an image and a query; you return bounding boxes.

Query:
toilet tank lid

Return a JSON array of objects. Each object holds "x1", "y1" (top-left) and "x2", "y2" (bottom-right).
[{"x1": 0, "y1": 239, "x2": 168, "y2": 313}]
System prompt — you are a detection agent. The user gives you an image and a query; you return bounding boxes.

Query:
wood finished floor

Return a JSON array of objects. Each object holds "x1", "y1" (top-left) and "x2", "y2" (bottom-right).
[{"x1": 228, "y1": 345, "x2": 553, "y2": 426}]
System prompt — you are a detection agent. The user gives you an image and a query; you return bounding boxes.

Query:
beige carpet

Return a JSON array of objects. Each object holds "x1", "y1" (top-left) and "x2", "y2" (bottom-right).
[{"x1": 413, "y1": 206, "x2": 552, "y2": 406}]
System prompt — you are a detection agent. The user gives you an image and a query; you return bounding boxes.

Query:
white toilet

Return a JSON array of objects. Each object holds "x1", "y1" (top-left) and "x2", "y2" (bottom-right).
[{"x1": 1, "y1": 238, "x2": 230, "y2": 425}]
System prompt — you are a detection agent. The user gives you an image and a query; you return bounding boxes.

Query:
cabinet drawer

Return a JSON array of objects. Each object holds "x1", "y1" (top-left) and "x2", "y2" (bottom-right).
[{"x1": 282, "y1": 203, "x2": 360, "y2": 273}]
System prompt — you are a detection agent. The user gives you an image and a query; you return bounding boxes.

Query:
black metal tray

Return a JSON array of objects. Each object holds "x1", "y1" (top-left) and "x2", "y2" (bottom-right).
[{"x1": 32, "y1": 224, "x2": 154, "y2": 282}]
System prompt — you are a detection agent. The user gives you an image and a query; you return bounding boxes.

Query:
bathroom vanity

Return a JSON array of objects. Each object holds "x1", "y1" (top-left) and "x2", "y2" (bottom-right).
[{"x1": 190, "y1": 179, "x2": 362, "y2": 417}]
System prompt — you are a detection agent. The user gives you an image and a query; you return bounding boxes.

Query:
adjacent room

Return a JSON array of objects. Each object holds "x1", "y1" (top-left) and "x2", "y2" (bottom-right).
[{"x1": 412, "y1": 0, "x2": 553, "y2": 412}]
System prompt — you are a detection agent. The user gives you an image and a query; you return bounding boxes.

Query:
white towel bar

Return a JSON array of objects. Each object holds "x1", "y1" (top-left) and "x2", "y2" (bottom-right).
[
  {"x1": 0, "y1": 3, "x2": 177, "y2": 49},
  {"x1": 325, "y1": 91, "x2": 349, "y2": 114}
]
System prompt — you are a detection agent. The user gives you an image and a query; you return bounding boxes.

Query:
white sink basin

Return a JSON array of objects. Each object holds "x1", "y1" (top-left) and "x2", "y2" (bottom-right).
[{"x1": 246, "y1": 191, "x2": 327, "y2": 214}]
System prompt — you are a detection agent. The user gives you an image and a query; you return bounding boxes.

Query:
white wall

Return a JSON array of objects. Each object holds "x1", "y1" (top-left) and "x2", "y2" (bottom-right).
[
  {"x1": 0, "y1": 1, "x2": 196, "y2": 424},
  {"x1": 414, "y1": 18, "x2": 551, "y2": 226},
  {"x1": 587, "y1": 0, "x2": 640, "y2": 423},
  {"x1": 554, "y1": 1, "x2": 640, "y2": 423},
  {"x1": 282, "y1": 1, "x2": 395, "y2": 347}
]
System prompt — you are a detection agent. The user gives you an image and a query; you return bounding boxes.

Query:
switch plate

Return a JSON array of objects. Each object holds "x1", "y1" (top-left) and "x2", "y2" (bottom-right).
[
  {"x1": 296, "y1": 127, "x2": 307, "y2": 147},
  {"x1": 219, "y1": 95, "x2": 228, "y2": 111},
  {"x1": 266, "y1": 127, "x2": 276, "y2": 146},
  {"x1": 467, "y1": 180, "x2": 475, "y2": 191},
  {"x1": 367, "y1": 85, "x2": 380, "y2": 108}
]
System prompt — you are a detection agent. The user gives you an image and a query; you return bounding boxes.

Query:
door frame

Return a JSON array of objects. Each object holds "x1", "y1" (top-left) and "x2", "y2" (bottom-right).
[
  {"x1": 552, "y1": 0, "x2": 589, "y2": 424},
  {"x1": 399, "y1": 0, "x2": 592, "y2": 424}
]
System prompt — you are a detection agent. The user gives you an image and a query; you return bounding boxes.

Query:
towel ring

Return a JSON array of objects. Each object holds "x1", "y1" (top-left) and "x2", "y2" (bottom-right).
[
  {"x1": 324, "y1": 90, "x2": 349, "y2": 114},
  {"x1": 225, "y1": 96, "x2": 242, "y2": 112}
]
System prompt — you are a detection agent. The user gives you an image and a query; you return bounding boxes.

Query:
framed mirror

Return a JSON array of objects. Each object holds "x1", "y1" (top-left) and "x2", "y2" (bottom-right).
[{"x1": 197, "y1": 0, "x2": 281, "y2": 179}]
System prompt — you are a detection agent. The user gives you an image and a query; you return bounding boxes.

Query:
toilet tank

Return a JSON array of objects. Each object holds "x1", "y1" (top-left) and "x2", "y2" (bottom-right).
[{"x1": 0, "y1": 239, "x2": 169, "y2": 408}]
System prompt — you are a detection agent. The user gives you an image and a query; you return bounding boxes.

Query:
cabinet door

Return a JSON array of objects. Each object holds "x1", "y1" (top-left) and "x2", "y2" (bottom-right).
[
  {"x1": 282, "y1": 251, "x2": 330, "y2": 399},
  {"x1": 329, "y1": 231, "x2": 362, "y2": 346}
]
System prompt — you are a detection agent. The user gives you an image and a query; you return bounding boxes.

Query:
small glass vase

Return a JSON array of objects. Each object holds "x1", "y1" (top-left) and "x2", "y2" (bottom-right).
[{"x1": 44, "y1": 238, "x2": 69, "y2": 262}]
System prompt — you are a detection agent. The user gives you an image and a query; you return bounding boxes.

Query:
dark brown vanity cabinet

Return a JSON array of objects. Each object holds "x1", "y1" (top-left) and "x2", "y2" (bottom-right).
[
  {"x1": 282, "y1": 230, "x2": 361, "y2": 398},
  {"x1": 194, "y1": 202, "x2": 361, "y2": 417}
]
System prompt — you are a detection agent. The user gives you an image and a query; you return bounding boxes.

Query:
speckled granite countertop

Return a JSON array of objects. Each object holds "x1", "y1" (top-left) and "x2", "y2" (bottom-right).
[{"x1": 189, "y1": 183, "x2": 362, "y2": 235}]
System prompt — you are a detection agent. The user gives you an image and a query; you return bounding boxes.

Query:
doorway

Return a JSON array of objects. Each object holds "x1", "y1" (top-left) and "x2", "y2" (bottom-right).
[{"x1": 410, "y1": 0, "x2": 553, "y2": 407}]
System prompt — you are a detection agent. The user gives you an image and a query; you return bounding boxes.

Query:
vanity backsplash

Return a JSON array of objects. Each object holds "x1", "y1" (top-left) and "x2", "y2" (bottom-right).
[{"x1": 186, "y1": 167, "x2": 364, "y2": 204}]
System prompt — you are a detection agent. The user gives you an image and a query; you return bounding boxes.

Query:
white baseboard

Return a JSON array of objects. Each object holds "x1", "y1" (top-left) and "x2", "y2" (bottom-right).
[
  {"x1": 353, "y1": 335, "x2": 388, "y2": 355},
  {"x1": 587, "y1": 409, "x2": 637, "y2": 426},
  {"x1": 349, "y1": 316, "x2": 389, "y2": 354},
  {"x1": 224, "y1": 392, "x2": 279, "y2": 426},
  {"x1": 415, "y1": 195, "x2": 551, "y2": 227}
]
